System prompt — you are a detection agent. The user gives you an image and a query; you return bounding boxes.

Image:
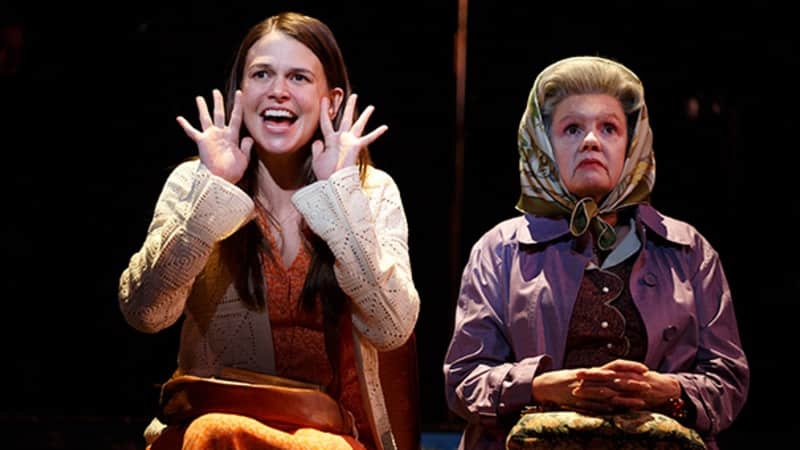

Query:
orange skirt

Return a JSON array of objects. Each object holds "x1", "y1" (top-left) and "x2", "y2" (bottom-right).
[{"x1": 148, "y1": 413, "x2": 367, "y2": 450}]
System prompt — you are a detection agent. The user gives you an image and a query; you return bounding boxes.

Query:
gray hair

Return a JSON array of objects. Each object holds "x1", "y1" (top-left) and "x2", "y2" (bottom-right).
[{"x1": 537, "y1": 56, "x2": 644, "y2": 140}]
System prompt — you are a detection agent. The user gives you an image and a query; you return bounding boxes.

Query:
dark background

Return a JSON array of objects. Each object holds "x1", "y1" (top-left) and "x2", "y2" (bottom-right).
[{"x1": 1, "y1": 1, "x2": 796, "y2": 448}]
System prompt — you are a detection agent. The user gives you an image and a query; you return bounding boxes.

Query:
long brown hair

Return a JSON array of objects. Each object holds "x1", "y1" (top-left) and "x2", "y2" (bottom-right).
[{"x1": 219, "y1": 12, "x2": 372, "y2": 339}]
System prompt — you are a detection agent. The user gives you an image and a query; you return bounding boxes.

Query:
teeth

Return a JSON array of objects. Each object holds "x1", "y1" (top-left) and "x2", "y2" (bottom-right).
[{"x1": 263, "y1": 109, "x2": 294, "y2": 119}]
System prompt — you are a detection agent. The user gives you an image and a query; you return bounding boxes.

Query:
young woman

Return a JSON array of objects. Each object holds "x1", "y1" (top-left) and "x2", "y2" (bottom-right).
[{"x1": 119, "y1": 12, "x2": 420, "y2": 450}]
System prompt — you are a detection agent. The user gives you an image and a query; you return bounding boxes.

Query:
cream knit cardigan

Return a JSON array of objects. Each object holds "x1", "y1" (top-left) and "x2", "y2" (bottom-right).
[{"x1": 119, "y1": 160, "x2": 420, "y2": 450}]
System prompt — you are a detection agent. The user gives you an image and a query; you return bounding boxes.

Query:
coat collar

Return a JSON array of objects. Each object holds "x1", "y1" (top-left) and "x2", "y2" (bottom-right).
[{"x1": 514, "y1": 204, "x2": 694, "y2": 247}]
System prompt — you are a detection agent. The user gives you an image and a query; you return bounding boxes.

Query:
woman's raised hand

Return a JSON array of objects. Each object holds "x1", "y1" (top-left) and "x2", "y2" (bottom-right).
[
  {"x1": 311, "y1": 93, "x2": 388, "y2": 180},
  {"x1": 176, "y1": 89, "x2": 253, "y2": 184}
]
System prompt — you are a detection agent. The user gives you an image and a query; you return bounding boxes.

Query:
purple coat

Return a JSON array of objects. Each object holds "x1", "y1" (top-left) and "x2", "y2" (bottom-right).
[{"x1": 443, "y1": 204, "x2": 749, "y2": 449}]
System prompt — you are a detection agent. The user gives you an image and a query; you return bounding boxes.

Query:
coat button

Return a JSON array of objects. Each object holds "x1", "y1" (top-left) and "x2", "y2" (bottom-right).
[
  {"x1": 662, "y1": 325, "x2": 677, "y2": 341},
  {"x1": 642, "y1": 272, "x2": 657, "y2": 286}
]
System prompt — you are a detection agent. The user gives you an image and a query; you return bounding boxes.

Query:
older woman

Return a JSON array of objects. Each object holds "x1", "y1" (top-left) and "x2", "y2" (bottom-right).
[{"x1": 443, "y1": 56, "x2": 748, "y2": 450}]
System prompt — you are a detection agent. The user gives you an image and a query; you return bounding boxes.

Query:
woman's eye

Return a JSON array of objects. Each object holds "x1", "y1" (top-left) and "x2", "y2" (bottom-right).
[
  {"x1": 603, "y1": 123, "x2": 619, "y2": 134},
  {"x1": 564, "y1": 124, "x2": 580, "y2": 135},
  {"x1": 253, "y1": 70, "x2": 269, "y2": 79},
  {"x1": 290, "y1": 73, "x2": 309, "y2": 82}
]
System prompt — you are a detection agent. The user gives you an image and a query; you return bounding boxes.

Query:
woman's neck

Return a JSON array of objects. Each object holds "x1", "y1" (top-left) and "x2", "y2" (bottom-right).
[
  {"x1": 257, "y1": 148, "x2": 307, "y2": 187},
  {"x1": 255, "y1": 156, "x2": 304, "y2": 215}
]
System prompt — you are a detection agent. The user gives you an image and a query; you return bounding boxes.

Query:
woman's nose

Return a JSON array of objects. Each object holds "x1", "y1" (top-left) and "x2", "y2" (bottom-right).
[
  {"x1": 581, "y1": 131, "x2": 601, "y2": 151},
  {"x1": 268, "y1": 77, "x2": 290, "y2": 100}
]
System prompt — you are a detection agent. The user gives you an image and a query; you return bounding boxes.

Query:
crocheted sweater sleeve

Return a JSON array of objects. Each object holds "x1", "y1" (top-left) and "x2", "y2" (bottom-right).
[
  {"x1": 292, "y1": 166, "x2": 420, "y2": 351},
  {"x1": 118, "y1": 160, "x2": 255, "y2": 333}
]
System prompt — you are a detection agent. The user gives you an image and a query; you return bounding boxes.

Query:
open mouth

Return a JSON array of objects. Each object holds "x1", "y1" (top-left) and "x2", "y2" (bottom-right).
[{"x1": 262, "y1": 108, "x2": 298, "y2": 126}]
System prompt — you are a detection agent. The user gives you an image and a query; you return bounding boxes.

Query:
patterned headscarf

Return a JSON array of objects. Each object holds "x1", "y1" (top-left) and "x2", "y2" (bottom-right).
[{"x1": 515, "y1": 56, "x2": 656, "y2": 250}]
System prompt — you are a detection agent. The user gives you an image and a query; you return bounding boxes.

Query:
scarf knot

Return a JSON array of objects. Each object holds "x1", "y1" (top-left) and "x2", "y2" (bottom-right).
[{"x1": 569, "y1": 197, "x2": 616, "y2": 251}]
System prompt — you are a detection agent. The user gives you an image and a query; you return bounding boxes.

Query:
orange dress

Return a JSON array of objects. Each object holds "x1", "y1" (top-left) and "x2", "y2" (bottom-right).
[
  {"x1": 150, "y1": 202, "x2": 375, "y2": 450},
  {"x1": 254, "y1": 201, "x2": 375, "y2": 449}
]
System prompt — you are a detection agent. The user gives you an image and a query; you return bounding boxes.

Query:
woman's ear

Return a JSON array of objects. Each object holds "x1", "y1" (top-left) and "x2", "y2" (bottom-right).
[{"x1": 328, "y1": 88, "x2": 345, "y2": 119}]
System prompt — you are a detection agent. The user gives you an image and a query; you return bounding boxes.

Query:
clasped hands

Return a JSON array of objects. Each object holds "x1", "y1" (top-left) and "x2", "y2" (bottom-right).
[{"x1": 531, "y1": 359, "x2": 681, "y2": 414}]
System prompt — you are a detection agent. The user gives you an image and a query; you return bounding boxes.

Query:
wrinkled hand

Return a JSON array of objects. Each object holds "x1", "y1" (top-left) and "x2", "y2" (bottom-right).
[
  {"x1": 531, "y1": 367, "x2": 624, "y2": 414},
  {"x1": 532, "y1": 359, "x2": 670, "y2": 414},
  {"x1": 574, "y1": 359, "x2": 680, "y2": 411},
  {"x1": 176, "y1": 89, "x2": 253, "y2": 184},
  {"x1": 311, "y1": 93, "x2": 388, "y2": 180}
]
